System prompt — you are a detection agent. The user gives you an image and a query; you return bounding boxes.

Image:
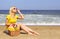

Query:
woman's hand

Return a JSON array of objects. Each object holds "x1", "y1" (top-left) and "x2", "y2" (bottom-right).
[{"x1": 17, "y1": 9, "x2": 21, "y2": 14}]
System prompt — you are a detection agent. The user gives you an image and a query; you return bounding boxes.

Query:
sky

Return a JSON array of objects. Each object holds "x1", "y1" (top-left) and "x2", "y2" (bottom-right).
[{"x1": 0, "y1": 0, "x2": 60, "y2": 10}]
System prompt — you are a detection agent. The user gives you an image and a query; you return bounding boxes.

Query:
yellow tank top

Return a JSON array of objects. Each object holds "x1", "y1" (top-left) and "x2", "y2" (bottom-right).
[{"x1": 6, "y1": 15, "x2": 18, "y2": 24}]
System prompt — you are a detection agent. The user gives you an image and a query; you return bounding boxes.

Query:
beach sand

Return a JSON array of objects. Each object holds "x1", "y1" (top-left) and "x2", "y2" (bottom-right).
[{"x1": 0, "y1": 25, "x2": 60, "y2": 39}]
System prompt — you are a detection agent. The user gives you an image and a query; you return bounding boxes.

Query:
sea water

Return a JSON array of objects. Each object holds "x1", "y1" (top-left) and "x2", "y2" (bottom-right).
[{"x1": 0, "y1": 10, "x2": 60, "y2": 25}]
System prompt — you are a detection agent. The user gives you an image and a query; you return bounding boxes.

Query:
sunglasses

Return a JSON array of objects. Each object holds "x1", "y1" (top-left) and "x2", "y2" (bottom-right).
[{"x1": 13, "y1": 8, "x2": 17, "y2": 10}]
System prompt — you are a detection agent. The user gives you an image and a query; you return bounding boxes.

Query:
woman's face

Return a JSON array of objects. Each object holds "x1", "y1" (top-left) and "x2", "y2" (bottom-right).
[{"x1": 12, "y1": 7, "x2": 17, "y2": 13}]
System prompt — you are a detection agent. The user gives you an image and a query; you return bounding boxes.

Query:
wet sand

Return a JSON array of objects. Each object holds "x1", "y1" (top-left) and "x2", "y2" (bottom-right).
[{"x1": 0, "y1": 25, "x2": 60, "y2": 39}]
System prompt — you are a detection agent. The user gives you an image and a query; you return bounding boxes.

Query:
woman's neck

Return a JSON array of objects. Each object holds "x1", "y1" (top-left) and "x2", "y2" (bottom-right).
[{"x1": 10, "y1": 12, "x2": 15, "y2": 16}]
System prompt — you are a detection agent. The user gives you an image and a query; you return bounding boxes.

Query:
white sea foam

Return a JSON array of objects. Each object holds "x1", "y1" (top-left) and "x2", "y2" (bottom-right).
[{"x1": 0, "y1": 23, "x2": 60, "y2": 26}]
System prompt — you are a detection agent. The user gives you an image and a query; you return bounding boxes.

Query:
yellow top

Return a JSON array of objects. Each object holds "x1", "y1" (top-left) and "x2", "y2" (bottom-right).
[{"x1": 6, "y1": 15, "x2": 18, "y2": 24}]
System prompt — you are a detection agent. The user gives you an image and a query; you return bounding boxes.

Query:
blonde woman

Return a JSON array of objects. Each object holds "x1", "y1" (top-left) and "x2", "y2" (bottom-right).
[{"x1": 5, "y1": 6, "x2": 39, "y2": 36}]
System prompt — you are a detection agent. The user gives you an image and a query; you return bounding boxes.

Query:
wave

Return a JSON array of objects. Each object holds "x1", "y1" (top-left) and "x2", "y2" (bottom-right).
[{"x1": 0, "y1": 14, "x2": 60, "y2": 26}]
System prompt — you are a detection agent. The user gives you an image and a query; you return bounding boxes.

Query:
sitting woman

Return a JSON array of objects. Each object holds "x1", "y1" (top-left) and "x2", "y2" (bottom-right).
[{"x1": 5, "y1": 6, "x2": 39, "y2": 36}]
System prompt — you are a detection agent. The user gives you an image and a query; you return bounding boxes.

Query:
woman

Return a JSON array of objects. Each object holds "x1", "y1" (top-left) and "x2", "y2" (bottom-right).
[{"x1": 5, "y1": 6, "x2": 39, "y2": 36}]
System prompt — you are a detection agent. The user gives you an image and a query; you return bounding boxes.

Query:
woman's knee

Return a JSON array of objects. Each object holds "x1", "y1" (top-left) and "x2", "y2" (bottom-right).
[{"x1": 17, "y1": 23, "x2": 25, "y2": 26}]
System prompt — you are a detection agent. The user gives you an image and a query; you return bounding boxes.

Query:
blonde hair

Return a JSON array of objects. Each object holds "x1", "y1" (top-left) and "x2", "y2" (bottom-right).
[{"x1": 9, "y1": 6, "x2": 16, "y2": 14}]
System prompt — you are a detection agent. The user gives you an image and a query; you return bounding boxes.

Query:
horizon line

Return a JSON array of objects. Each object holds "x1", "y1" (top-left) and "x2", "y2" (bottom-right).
[{"x1": 0, "y1": 9, "x2": 60, "y2": 10}]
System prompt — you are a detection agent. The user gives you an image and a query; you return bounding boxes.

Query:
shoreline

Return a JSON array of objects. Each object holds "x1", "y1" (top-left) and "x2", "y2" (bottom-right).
[
  {"x1": 1, "y1": 25, "x2": 60, "y2": 26},
  {"x1": 1, "y1": 23, "x2": 60, "y2": 26}
]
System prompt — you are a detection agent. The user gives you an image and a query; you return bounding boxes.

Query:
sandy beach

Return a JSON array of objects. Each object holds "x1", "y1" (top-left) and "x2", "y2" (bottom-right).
[{"x1": 0, "y1": 25, "x2": 60, "y2": 39}]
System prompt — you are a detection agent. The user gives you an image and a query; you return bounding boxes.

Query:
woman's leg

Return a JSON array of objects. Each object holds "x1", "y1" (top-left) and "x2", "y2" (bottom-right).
[{"x1": 18, "y1": 23, "x2": 39, "y2": 36}]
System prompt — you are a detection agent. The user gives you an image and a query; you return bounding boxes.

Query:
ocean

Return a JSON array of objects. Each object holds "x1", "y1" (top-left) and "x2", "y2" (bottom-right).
[{"x1": 0, "y1": 10, "x2": 60, "y2": 25}]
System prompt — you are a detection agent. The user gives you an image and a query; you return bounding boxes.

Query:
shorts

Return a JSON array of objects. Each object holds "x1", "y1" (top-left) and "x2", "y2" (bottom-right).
[{"x1": 6, "y1": 24, "x2": 19, "y2": 31}]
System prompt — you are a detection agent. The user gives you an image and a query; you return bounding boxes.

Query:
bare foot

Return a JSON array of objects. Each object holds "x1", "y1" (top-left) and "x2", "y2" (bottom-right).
[
  {"x1": 30, "y1": 31, "x2": 40, "y2": 35},
  {"x1": 28, "y1": 32, "x2": 37, "y2": 36}
]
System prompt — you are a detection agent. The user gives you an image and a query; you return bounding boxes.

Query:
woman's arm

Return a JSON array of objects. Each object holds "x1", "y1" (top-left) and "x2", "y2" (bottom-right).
[
  {"x1": 5, "y1": 18, "x2": 10, "y2": 26},
  {"x1": 17, "y1": 9, "x2": 24, "y2": 19}
]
